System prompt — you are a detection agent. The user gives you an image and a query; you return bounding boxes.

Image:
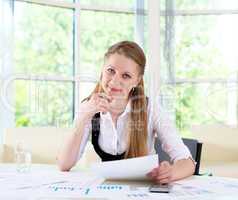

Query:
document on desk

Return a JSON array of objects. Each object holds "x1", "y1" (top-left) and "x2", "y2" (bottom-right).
[
  {"x1": 90, "y1": 154, "x2": 158, "y2": 180},
  {"x1": 0, "y1": 170, "x2": 104, "y2": 199},
  {"x1": 173, "y1": 176, "x2": 238, "y2": 196}
]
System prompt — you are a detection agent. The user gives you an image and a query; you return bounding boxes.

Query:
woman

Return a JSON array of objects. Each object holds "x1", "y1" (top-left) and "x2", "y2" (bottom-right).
[{"x1": 57, "y1": 41, "x2": 195, "y2": 184}]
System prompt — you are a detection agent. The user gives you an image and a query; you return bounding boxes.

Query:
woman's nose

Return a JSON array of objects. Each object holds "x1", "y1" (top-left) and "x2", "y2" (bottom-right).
[{"x1": 110, "y1": 74, "x2": 121, "y2": 85}]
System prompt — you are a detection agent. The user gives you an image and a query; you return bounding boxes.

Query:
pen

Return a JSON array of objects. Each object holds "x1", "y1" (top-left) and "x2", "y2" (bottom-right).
[{"x1": 85, "y1": 188, "x2": 90, "y2": 195}]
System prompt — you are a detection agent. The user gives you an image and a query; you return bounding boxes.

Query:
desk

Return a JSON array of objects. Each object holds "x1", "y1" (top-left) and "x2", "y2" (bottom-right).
[{"x1": 0, "y1": 163, "x2": 238, "y2": 200}]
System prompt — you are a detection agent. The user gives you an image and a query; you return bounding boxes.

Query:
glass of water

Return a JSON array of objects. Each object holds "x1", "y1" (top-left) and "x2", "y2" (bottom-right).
[{"x1": 15, "y1": 141, "x2": 32, "y2": 173}]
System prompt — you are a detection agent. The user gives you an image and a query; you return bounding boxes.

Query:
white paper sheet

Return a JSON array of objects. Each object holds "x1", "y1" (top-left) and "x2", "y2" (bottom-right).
[
  {"x1": 0, "y1": 170, "x2": 104, "y2": 199},
  {"x1": 173, "y1": 176, "x2": 238, "y2": 196},
  {"x1": 90, "y1": 154, "x2": 158, "y2": 180}
]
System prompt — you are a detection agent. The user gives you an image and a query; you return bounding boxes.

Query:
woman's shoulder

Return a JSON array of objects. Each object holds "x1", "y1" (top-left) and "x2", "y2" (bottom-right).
[
  {"x1": 146, "y1": 96, "x2": 172, "y2": 119},
  {"x1": 146, "y1": 96, "x2": 163, "y2": 111}
]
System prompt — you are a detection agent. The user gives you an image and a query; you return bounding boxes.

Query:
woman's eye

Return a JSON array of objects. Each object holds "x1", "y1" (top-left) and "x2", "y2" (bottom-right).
[
  {"x1": 122, "y1": 74, "x2": 131, "y2": 79},
  {"x1": 107, "y1": 68, "x2": 114, "y2": 74}
]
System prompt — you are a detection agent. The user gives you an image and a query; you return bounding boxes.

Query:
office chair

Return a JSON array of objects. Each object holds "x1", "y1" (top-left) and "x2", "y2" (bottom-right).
[{"x1": 155, "y1": 137, "x2": 203, "y2": 175}]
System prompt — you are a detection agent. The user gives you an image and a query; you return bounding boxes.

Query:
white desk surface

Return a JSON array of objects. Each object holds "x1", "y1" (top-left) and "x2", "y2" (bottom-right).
[{"x1": 0, "y1": 163, "x2": 238, "y2": 200}]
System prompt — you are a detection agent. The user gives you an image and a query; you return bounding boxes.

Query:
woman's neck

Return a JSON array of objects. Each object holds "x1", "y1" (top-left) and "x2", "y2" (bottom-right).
[{"x1": 109, "y1": 97, "x2": 129, "y2": 117}]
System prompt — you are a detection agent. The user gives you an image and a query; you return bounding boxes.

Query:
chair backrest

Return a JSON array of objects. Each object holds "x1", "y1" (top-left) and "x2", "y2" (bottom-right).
[{"x1": 155, "y1": 137, "x2": 202, "y2": 175}]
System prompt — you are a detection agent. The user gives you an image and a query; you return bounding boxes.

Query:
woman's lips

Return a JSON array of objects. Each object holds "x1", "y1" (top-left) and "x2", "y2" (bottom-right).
[{"x1": 110, "y1": 87, "x2": 122, "y2": 93}]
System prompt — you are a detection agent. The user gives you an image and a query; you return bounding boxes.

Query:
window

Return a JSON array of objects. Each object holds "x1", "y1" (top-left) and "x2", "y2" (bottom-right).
[
  {"x1": 160, "y1": 0, "x2": 238, "y2": 135},
  {"x1": 0, "y1": 0, "x2": 146, "y2": 134},
  {"x1": 14, "y1": 1, "x2": 74, "y2": 127},
  {"x1": 0, "y1": 0, "x2": 14, "y2": 143}
]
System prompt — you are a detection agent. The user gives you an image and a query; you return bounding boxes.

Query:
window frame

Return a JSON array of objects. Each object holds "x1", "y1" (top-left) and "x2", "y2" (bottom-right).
[
  {"x1": 0, "y1": 0, "x2": 15, "y2": 143},
  {"x1": 160, "y1": 3, "x2": 238, "y2": 126},
  {"x1": 6, "y1": 0, "x2": 237, "y2": 136},
  {"x1": 0, "y1": 0, "x2": 147, "y2": 139}
]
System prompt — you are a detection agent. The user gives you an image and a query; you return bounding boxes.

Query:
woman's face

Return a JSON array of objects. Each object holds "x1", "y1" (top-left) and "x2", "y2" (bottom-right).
[{"x1": 101, "y1": 53, "x2": 141, "y2": 100}]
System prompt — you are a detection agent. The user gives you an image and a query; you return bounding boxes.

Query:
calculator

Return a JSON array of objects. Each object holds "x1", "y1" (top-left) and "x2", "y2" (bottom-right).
[{"x1": 149, "y1": 184, "x2": 172, "y2": 193}]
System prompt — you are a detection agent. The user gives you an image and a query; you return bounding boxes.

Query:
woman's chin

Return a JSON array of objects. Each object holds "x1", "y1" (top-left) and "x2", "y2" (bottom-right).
[
  {"x1": 112, "y1": 94, "x2": 129, "y2": 102},
  {"x1": 105, "y1": 88, "x2": 128, "y2": 99}
]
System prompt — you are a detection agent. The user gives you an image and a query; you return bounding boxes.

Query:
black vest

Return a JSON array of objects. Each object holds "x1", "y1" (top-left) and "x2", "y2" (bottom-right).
[{"x1": 91, "y1": 112, "x2": 125, "y2": 162}]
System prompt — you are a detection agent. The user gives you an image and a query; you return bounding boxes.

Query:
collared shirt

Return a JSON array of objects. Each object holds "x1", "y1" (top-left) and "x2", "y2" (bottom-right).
[{"x1": 76, "y1": 97, "x2": 192, "y2": 162}]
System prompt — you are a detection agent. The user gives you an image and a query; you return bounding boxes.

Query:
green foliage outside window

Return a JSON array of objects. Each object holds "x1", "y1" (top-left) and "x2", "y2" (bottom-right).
[
  {"x1": 14, "y1": 1, "x2": 134, "y2": 127},
  {"x1": 13, "y1": 1, "x2": 238, "y2": 134}
]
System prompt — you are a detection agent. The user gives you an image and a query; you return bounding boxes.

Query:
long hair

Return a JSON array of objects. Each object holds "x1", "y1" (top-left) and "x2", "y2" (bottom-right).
[{"x1": 88, "y1": 41, "x2": 148, "y2": 158}]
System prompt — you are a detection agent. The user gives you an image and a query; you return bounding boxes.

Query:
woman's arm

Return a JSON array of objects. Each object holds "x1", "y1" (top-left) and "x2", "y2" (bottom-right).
[
  {"x1": 147, "y1": 98, "x2": 195, "y2": 183},
  {"x1": 147, "y1": 158, "x2": 195, "y2": 184},
  {"x1": 171, "y1": 158, "x2": 195, "y2": 181},
  {"x1": 57, "y1": 116, "x2": 90, "y2": 171},
  {"x1": 57, "y1": 93, "x2": 112, "y2": 171}
]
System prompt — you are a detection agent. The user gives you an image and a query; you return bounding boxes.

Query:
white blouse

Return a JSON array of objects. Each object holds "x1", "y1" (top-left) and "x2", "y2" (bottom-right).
[{"x1": 75, "y1": 97, "x2": 192, "y2": 162}]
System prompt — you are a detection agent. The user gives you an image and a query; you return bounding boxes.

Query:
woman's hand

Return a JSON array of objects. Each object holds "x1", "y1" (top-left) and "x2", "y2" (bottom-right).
[
  {"x1": 78, "y1": 93, "x2": 113, "y2": 120},
  {"x1": 147, "y1": 161, "x2": 174, "y2": 184}
]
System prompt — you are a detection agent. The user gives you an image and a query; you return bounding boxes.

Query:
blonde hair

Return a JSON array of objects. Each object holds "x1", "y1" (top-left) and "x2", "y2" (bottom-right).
[{"x1": 89, "y1": 41, "x2": 148, "y2": 158}]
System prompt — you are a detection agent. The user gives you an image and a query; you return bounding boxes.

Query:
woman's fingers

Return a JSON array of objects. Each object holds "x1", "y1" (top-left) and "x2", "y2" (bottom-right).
[
  {"x1": 98, "y1": 105, "x2": 109, "y2": 113},
  {"x1": 97, "y1": 98, "x2": 109, "y2": 107},
  {"x1": 98, "y1": 93, "x2": 113, "y2": 102},
  {"x1": 155, "y1": 171, "x2": 171, "y2": 184},
  {"x1": 157, "y1": 167, "x2": 170, "y2": 177},
  {"x1": 94, "y1": 93, "x2": 112, "y2": 113},
  {"x1": 150, "y1": 161, "x2": 173, "y2": 184},
  {"x1": 147, "y1": 171, "x2": 157, "y2": 179},
  {"x1": 147, "y1": 167, "x2": 159, "y2": 178},
  {"x1": 95, "y1": 93, "x2": 111, "y2": 105},
  {"x1": 156, "y1": 171, "x2": 171, "y2": 180},
  {"x1": 156, "y1": 177, "x2": 170, "y2": 184},
  {"x1": 160, "y1": 161, "x2": 170, "y2": 169}
]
